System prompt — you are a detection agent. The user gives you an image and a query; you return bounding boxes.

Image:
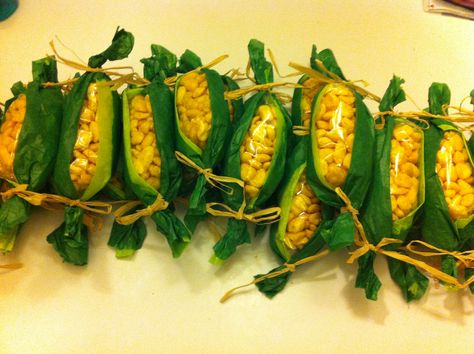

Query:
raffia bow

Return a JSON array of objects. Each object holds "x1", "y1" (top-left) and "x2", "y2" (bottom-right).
[
  {"x1": 1, "y1": 184, "x2": 112, "y2": 215},
  {"x1": 206, "y1": 200, "x2": 281, "y2": 224},
  {"x1": 288, "y1": 60, "x2": 381, "y2": 102},
  {"x1": 220, "y1": 249, "x2": 330, "y2": 303},
  {"x1": 335, "y1": 187, "x2": 474, "y2": 289},
  {"x1": 114, "y1": 196, "x2": 169, "y2": 225},
  {"x1": 406, "y1": 240, "x2": 474, "y2": 269},
  {"x1": 175, "y1": 151, "x2": 244, "y2": 194}
]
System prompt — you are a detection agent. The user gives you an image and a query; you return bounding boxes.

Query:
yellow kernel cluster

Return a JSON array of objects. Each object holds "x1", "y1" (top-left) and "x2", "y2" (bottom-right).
[
  {"x1": 436, "y1": 131, "x2": 474, "y2": 220},
  {"x1": 0, "y1": 94, "x2": 26, "y2": 180},
  {"x1": 70, "y1": 84, "x2": 100, "y2": 194},
  {"x1": 129, "y1": 94, "x2": 161, "y2": 190},
  {"x1": 300, "y1": 78, "x2": 323, "y2": 128},
  {"x1": 176, "y1": 72, "x2": 212, "y2": 149},
  {"x1": 284, "y1": 173, "x2": 322, "y2": 250},
  {"x1": 239, "y1": 105, "x2": 277, "y2": 199},
  {"x1": 389, "y1": 124, "x2": 422, "y2": 221},
  {"x1": 315, "y1": 85, "x2": 356, "y2": 187}
]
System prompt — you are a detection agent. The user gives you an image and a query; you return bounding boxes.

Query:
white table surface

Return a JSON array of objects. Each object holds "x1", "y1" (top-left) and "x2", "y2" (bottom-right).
[{"x1": 1, "y1": 1, "x2": 473, "y2": 353}]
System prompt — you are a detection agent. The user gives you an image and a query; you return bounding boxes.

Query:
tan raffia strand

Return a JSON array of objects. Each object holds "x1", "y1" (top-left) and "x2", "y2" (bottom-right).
[
  {"x1": 335, "y1": 187, "x2": 474, "y2": 289},
  {"x1": 50, "y1": 40, "x2": 134, "y2": 77},
  {"x1": 220, "y1": 249, "x2": 330, "y2": 303},
  {"x1": 289, "y1": 61, "x2": 381, "y2": 102},
  {"x1": 224, "y1": 82, "x2": 302, "y2": 101},
  {"x1": 163, "y1": 54, "x2": 230, "y2": 88},
  {"x1": 405, "y1": 240, "x2": 474, "y2": 269},
  {"x1": 373, "y1": 106, "x2": 474, "y2": 130},
  {"x1": 97, "y1": 72, "x2": 150, "y2": 90},
  {"x1": 0, "y1": 183, "x2": 113, "y2": 216},
  {"x1": 94, "y1": 54, "x2": 232, "y2": 90},
  {"x1": 223, "y1": 68, "x2": 247, "y2": 81},
  {"x1": 267, "y1": 48, "x2": 303, "y2": 79},
  {"x1": 206, "y1": 200, "x2": 281, "y2": 224},
  {"x1": 175, "y1": 151, "x2": 244, "y2": 195},
  {"x1": 114, "y1": 197, "x2": 169, "y2": 225}
]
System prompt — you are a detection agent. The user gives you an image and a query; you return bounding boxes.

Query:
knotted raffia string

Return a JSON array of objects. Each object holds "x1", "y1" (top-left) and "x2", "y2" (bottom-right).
[
  {"x1": 223, "y1": 68, "x2": 248, "y2": 81},
  {"x1": 289, "y1": 61, "x2": 381, "y2": 102},
  {"x1": 175, "y1": 151, "x2": 244, "y2": 195},
  {"x1": 48, "y1": 39, "x2": 230, "y2": 92},
  {"x1": 220, "y1": 249, "x2": 330, "y2": 303},
  {"x1": 267, "y1": 48, "x2": 302, "y2": 80},
  {"x1": 335, "y1": 187, "x2": 474, "y2": 289},
  {"x1": 50, "y1": 40, "x2": 135, "y2": 76},
  {"x1": 206, "y1": 200, "x2": 281, "y2": 224},
  {"x1": 224, "y1": 82, "x2": 302, "y2": 101},
  {"x1": 104, "y1": 53, "x2": 231, "y2": 89},
  {"x1": 114, "y1": 196, "x2": 169, "y2": 225},
  {"x1": 0, "y1": 184, "x2": 112, "y2": 215},
  {"x1": 229, "y1": 62, "x2": 296, "y2": 104},
  {"x1": 374, "y1": 107, "x2": 474, "y2": 125},
  {"x1": 405, "y1": 240, "x2": 474, "y2": 268}
]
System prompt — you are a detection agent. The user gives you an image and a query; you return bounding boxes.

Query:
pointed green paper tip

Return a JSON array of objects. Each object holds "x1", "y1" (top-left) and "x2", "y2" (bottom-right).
[
  {"x1": 209, "y1": 254, "x2": 224, "y2": 265},
  {"x1": 115, "y1": 249, "x2": 135, "y2": 259}
]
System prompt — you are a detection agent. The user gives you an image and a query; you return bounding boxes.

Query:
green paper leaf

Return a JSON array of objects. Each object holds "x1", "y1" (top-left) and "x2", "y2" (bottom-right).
[
  {"x1": 255, "y1": 265, "x2": 290, "y2": 299},
  {"x1": 47, "y1": 206, "x2": 88, "y2": 266},
  {"x1": 387, "y1": 258, "x2": 428, "y2": 302},
  {"x1": 379, "y1": 75, "x2": 406, "y2": 112},
  {"x1": 141, "y1": 44, "x2": 178, "y2": 82},
  {"x1": 355, "y1": 251, "x2": 381, "y2": 300},
  {"x1": 88, "y1": 27, "x2": 134, "y2": 68},
  {"x1": 212, "y1": 218, "x2": 250, "y2": 262},
  {"x1": 248, "y1": 39, "x2": 273, "y2": 84},
  {"x1": 177, "y1": 49, "x2": 202, "y2": 73},
  {"x1": 108, "y1": 208, "x2": 147, "y2": 259}
]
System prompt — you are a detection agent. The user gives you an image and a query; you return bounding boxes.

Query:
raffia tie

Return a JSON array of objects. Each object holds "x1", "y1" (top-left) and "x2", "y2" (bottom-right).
[
  {"x1": 206, "y1": 200, "x2": 281, "y2": 224},
  {"x1": 406, "y1": 240, "x2": 474, "y2": 269},
  {"x1": 220, "y1": 249, "x2": 330, "y2": 303},
  {"x1": 114, "y1": 196, "x2": 169, "y2": 225},
  {"x1": 50, "y1": 40, "x2": 135, "y2": 77},
  {"x1": 288, "y1": 61, "x2": 381, "y2": 102},
  {"x1": 224, "y1": 82, "x2": 302, "y2": 101},
  {"x1": 334, "y1": 187, "x2": 474, "y2": 289},
  {"x1": 373, "y1": 108, "x2": 474, "y2": 130},
  {"x1": 175, "y1": 151, "x2": 244, "y2": 194},
  {"x1": 0, "y1": 184, "x2": 112, "y2": 215}
]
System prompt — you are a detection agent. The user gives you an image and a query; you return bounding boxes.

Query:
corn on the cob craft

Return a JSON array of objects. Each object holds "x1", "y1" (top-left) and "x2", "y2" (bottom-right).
[
  {"x1": 419, "y1": 83, "x2": 474, "y2": 289},
  {"x1": 252, "y1": 137, "x2": 334, "y2": 299},
  {"x1": 358, "y1": 77, "x2": 428, "y2": 302},
  {"x1": 422, "y1": 83, "x2": 474, "y2": 258},
  {"x1": 47, "y1": 29, "x2": 134, "y2": 265},
  {"x1": 211, "y1": 39, "x2": 290, "y2": 263},
  {"x1": 122, "y1": 83, "x2": 190, "y2": 258},
  {"x1": 0, "y1": 57, "x2": 63, "y2": 252},
  {"x1": 173, "y1": 50, "x2": 231, "y2": 233},
  {"x1": 306, "y1": 46, "x2": 375, "y2": 252},
  {"x1": 436, "y1": 131, "x2": 474, "y2": 220}
]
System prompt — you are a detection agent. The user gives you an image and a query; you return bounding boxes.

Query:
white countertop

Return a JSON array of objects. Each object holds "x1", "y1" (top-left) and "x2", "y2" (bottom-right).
[{"x1": 1, "y1": 1, "x2": 473, "y2": 353}]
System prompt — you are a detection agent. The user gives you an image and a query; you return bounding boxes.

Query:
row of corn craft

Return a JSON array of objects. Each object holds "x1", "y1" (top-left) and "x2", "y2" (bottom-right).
[{"x1": 0, "y1": 28, "x2": 473, "y2": 303}]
